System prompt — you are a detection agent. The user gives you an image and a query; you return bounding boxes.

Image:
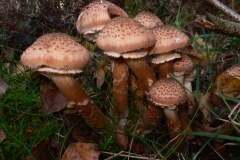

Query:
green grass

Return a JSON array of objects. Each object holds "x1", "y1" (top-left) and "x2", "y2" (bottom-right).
[{"x1": 0, "y1": 65, "x2": 67, "y2": 159}]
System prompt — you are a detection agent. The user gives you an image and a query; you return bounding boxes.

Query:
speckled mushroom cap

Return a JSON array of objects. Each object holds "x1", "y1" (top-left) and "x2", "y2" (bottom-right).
[
  {"x1": 96, "y1": 17, "x2": 156, "y2": 58},
  {"x1": 149, "y1": 78, "x2": 186, "y2": 109},
  {"x1": 173, "y1": 54, "x2": 194, "y2": 76},
  {"x1": 21, "y1": 33, "x2": 90, "y2": 74},
  {"x1": 134, "y1": 11, "x2": 163, "y2": 29},
  {"x1": 225, "y1": 64, "x2": 240, "y2": 80},
  {"x1": 76, "y1": 0, "x2": 128, "y2": 41},
  {"x1": 150, "y1": 25, "x2": 190, "y2": 54}
]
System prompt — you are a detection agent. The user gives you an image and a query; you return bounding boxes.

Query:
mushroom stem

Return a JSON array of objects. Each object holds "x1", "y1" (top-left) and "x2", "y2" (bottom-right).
[
  {"x1": 163, "y1": 107, "x2": 183, "y2": 138},
  {"x1": 125, "y1": 57, "x2": 156, "y2": 92},
  {"x1": 110, "y1": 57, "x2": 129, "y2": 126},
  {"x1": 184, "y1": 81, "x2": 196, "y2": 115},
  {"x1": 125, "y1": 57, "x2": 162, "y2": 134},
  {"x1": 159, "y1": 60, "x2": 173, "y2": 79},
  {"x1": 50, "y1": 73, "x2": 110, "y2": 131}
]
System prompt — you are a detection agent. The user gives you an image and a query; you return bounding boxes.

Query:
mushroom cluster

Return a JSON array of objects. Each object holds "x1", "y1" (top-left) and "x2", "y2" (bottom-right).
[{"x1": 20, "y1": 0, "x2": 201, "y2": 154}]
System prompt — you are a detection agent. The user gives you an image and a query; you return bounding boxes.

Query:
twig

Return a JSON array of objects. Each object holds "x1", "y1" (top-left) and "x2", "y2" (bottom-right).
[
  {"x1": 206, "y1": 0, "x2": 240, "y2": 22},
  {"x1": 101, "y1": 151, "x2": 160, "y2": 160}
]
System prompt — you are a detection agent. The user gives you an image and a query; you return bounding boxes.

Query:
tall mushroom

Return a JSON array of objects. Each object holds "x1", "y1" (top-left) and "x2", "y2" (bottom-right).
[
  {"x1": 96, "y1": 17, "x2": 161, "y2": 135},
  {"x1": 21, "y1": 33, "x2": 110, "y2": 132},
  {"x1": 149, "y1": 78, "x2": 186, "y2": 140},
  {"x1": 76, "y1": 0, "x2": 128, "y2": 42}
]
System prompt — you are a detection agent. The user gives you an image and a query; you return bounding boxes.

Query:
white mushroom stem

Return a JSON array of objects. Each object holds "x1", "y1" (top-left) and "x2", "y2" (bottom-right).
[
  {"x1": 184, "y1": 81, "x2": 196, "y2": 115},
  {"x1": 125, "y1": 57, "x2": 162, "y2": 134},
  {"x1": 49, "y1": 73, "x2": 110, "y2": 131},
  {"x1": 163, "y1": 107, "x2": 183, "y2": 138},
  {"x1": 110, "y1": 57, "x2": 129, "y2": 127}
]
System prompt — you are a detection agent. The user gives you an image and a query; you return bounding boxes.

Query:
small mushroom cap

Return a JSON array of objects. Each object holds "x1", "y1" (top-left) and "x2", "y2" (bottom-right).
[
  {"x1": 149, "y1": 78, "x2": 186, "y2": 108},
  {"x1": 134, "y1": 11, "x2": 163, "y2": 29},
  {"x1": 225, "y1": 64, "x2": 240, "y2": 80},
  {"x1": 150, "y1": 25, "x2": 190, "y2": 54},
  {"x1": 76, "y1": 0, "x2": 128, "y2": 40},
  {"x1": 151, "y1": 52, "x2": 181, "y2": 64},
  {"x1": 173, "y1": 54, "x2": 194, "y2": 76},
  {"x1": 96, "y1": 17, "x2": 156, "y2": 56},
  {"x1": 21, "y1": 33, "x2": 90, "y2": 73}
]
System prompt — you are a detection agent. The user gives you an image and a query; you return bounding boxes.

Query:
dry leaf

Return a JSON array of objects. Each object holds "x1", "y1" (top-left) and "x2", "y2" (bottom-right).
[
  {"x1": 94, "y1": 60, "x2": 108, "y2": 89},
  {"x1": 62, "y1": 115, "x2": 100, "y2": 143},
  {"x1": 40, "y1": 82, "x2": 69, "y2": 114},
  {"x1": 30, "y1": 140, "x2": 61, "y2": 160},
  {"x1": 213, "y1": 72, "x2": 240, "y2": 98},
  {"x1": 62, "y1": 142, "x2": 100, "y2": 160},
  {"x1": 0, "y1": 128, "x2": 6, "y2": 143},
  {"x1": 193, "y1": 33, "x2": 217, "y2": 64},
  {"x1": 0, "y1": 77, "x2": 10, "y2": 99},
  {"x1": 1, "y1": 47, "x2": 14, "y2": 63}
]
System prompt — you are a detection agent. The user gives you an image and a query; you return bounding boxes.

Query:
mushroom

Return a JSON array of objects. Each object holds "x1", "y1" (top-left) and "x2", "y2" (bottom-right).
[
  {"x1": 96, "y1": 17, "x2": 161, "y2": 135},
  {"x1": 76, "y1": 0, "x2": 128, "y2": 42},
  {"x1": 184, "y1": 68, "x2": 197, "y2": 115},
  {"x1": 134, "y1": 11, "x2": 163, "y2": 29},
  {"x1": 173, "y1": 54, "x2": 195, "y2": 83},
  {"x1": 21, "y1": 33, "x2": 110, "y2": 131},
  {"x1": 149, "y1": 78, "x2": 186, "y2": 139},
  {"x1": 150, "y1": 25, "x2": 190, "y2": 78}
]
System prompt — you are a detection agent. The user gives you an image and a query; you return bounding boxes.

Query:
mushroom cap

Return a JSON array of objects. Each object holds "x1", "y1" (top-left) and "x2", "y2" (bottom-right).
[
  {"x1": 173, "y1": 54, "x2": 194, "y2": 76},
  {"x1": 225, "y1": 64, "x2": 240, "y2": 80},
  {"x1": 151, "y1": 52, "x2": 181, "y2": 64},
  {"x1": 21, "y1": 33, "x2": 90, "y2": 73},
  {"x1": 149, "y1": 78, "x2": 186, "y2": 108},
  {"x1": 76, "y1": 0, "x2": 128, "y2": 40},
  {"x1": 150, "y1": 25, "x2": 190, "y2": 54},
  {"x1": 134, "y1": 11, "x2": 163, "y2": 29},
  {"x1": 96, "y1": 17, "x2": 156, "y2": 56}
]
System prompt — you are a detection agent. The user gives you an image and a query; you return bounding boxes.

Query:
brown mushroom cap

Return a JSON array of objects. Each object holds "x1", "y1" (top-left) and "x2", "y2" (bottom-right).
[
  {"x1": 21, "y1": 33, "x2": 90, "y2": 73},
  {"x1": 149, "y1": 78, "x2": 186, "y2": 108},
  {"x1": 96, "y1": 17, "x2": 156, "y2": 58},
  {"x1": 150, "y1": 25, "x2": 190, "y2": 54},
  {"x1": 225, "y1": 64, "x2": 240, "y2": 80},
  {"x1": 76, "y1": 0, "x2": 128, "y2": 36},
  {"x1": 134, "y1": 11, "x2": 163, "y2": 29},
  {"x1": 173, "y1": 54, "x2": 194, "y2": 76}
]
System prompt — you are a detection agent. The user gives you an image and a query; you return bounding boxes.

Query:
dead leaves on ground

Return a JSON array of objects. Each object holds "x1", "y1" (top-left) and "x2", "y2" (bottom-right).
[
  {"x1": 0, "y1": 76, "x2": 10, "y2": 99},
  {"x1": 27, "y1": 140, "x2": 62, "y2": 160},
  {"x1": 62, "y1": 142, "x2": 100, "y2": 160},
  {"x1": 40, "y1": 79, "x2": 69, "y2": 114},
  {"x1": 0, "y1": 128, "x2": 6, "y2": 143}
]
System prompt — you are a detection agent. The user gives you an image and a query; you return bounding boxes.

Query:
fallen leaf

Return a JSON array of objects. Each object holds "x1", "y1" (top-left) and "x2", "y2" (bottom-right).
[
  {"x1": 1, "y1": 47, "x2": 14, "y2": 63},
  {"x1": 30, "y1": 140, "x2": 61, "y2": 160},
  {"x1": 40, "y1": 81, "x2": 69, "y2": 114},
  {"x1": 62, "y1": 115, "x2": 100, "y2": 143},
  {"x1": 0, "y1": 77, "x2": 10, "y2": 99},
  {"x1": 0, "y1": 128, "x2": 6, "y2": 143},
  {"x1": 193, "y1": 33, "x2": 217, "y2": 64},
  {"x1": 213, "y1": 72, "x2": 240, "y2": 98},
  {"x1": 62, "y1": 142, "x2": 100, "y2": 160},
  {"x1": 94, "y1": 60, "x2": 108, "y2": 89}
]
